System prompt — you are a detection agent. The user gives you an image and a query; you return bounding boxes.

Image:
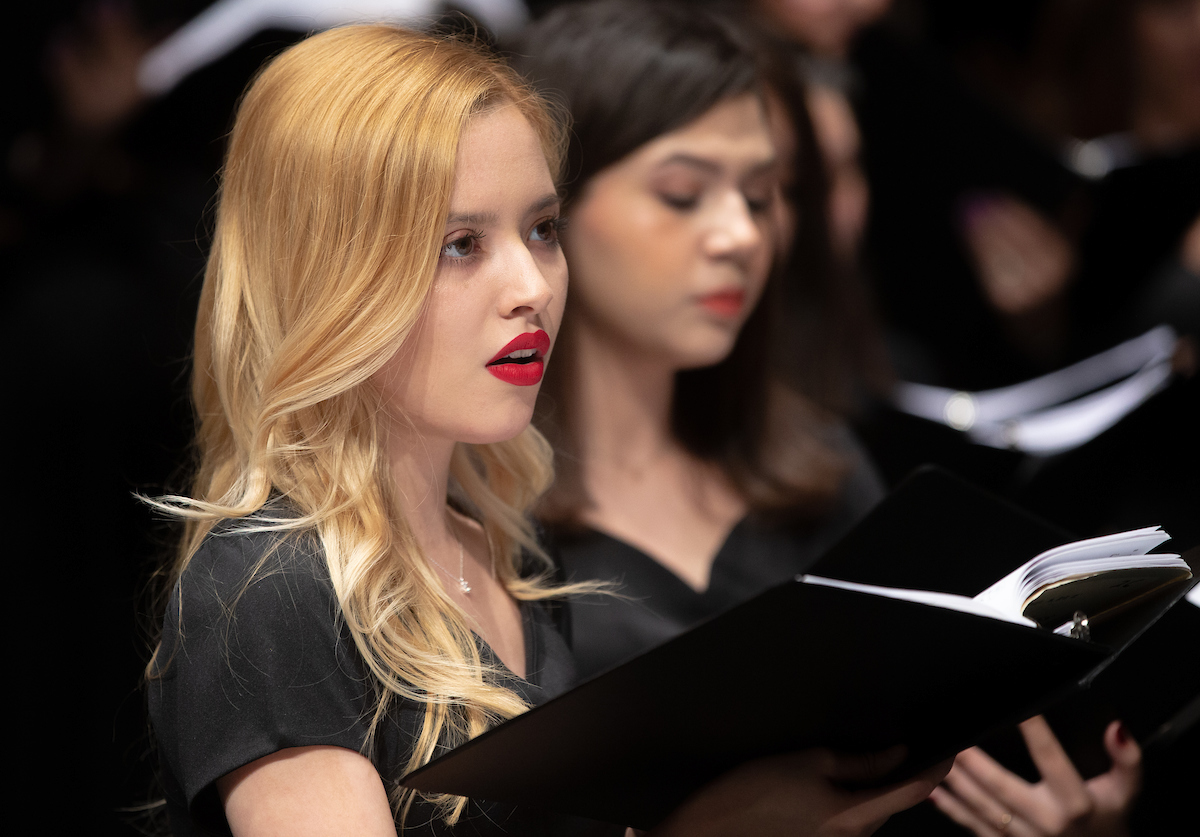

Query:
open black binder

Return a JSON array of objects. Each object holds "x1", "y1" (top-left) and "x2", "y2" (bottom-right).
[
  {"x1": 403, "y1": 468, "x2": 1196, "y2": 829},
  {"x1": 809, "y1": 466, "x2": 1200, "y2": 775}
]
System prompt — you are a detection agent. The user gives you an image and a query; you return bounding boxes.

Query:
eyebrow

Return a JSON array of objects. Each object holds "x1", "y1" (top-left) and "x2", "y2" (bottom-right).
[
  {"x1": 445, "y1": 192, "x2": 562, "y2": 227},
  {"x1": 657, "y1": 153, "x2": 778, "y2": 176}
]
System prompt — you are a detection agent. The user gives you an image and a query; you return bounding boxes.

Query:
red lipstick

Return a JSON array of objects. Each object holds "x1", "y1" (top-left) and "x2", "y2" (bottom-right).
[
  {"x1": 698, "y1": 289, "x2": 746, "y2": 318},
  {"x1": 486, "y1": 329, "x2": 551, "y2": 386}
]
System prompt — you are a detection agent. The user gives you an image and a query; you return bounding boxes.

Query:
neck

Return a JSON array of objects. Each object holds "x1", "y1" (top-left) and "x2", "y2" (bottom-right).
[
  {"x1": 379, "y1": 424, "x2": 458, "y2": 554},
  {"x1": 557, "y1": 317, "x2": 750, "y2": 584},
  {"x1": 566, "y1": 318, "x2": 680, "y2": 475}
]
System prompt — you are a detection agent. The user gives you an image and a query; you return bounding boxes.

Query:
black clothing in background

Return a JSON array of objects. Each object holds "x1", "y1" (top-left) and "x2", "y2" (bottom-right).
[
  {"x1": 851, "y1": 25, "x2": 1083, "y2": 391},
  {"x1": 3, "y1": 19, "x2": 304, "y2": 836},
  {"x1": 852, "y1": 23, "x2": 1200, "y2": 384},
  {"x1": 1072, "y1": 146, "x2": 1200, "y2": 351},
  {"x1": 846, "y1": 19, "x2": 1199, "y2": 557},
  {"x1": 552, "y1": 438, "x2": 885, "y2": 679}
]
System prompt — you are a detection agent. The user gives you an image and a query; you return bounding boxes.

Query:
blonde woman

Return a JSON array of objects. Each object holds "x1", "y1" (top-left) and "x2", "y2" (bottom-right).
[{"x1": 147, "y1": 24, "x2": 948, "y2": 837}]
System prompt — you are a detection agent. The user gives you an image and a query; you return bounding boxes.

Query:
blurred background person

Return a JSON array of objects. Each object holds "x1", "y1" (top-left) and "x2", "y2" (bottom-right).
[{"x1": 745, "y1": 0, "x2": 1198, "y2": 541}]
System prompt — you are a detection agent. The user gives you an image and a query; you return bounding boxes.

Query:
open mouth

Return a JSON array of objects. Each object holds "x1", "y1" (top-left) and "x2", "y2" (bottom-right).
[
  {"x1": 486, "y1": 330, "x2": 551, "y2": 386},
  {"x1": 489, "y1": 347, "x2": 542, "y2": 366}
]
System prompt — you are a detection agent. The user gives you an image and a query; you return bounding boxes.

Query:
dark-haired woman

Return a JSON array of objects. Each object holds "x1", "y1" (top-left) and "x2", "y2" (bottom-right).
[{"x1": 511, "y1": 0, "x2": 884, "y2": 679}]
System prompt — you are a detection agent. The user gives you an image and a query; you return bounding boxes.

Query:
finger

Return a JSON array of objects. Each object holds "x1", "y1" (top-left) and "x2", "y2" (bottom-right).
[
  {"x1": 963, "y1": 222, "x2": 1020, "y2": 274},
  {"x1": 964, "y1": 199, "x2": 1042, "y2": 267},
  {"x1": 952, "y1": 746, "x2": 1036, "y2": 809},
  {"x1": 984, "y1": 199, "x2": 1073, "y2": 278},
  {"x1": 971, "y1": 253, "x2": 1031, "y2": 313},
  {"x1": 838, "y1": 757, "x2": 955, "y2": 826},
  {"x1": 930, "y1": 784, "x2": 1004, "y2": 837},
  {"x1": 1018, "y1": 716, "x2": 1090, "y2": 806},
  {"x1": 988, "y1": 198, "x2": 1058, "y2": 253},
  {"x1": 1088, "y1": 721, "x2": 1143, "y2": 809},
  {"x1": 952, "y1": 744, "x2": 1091, "y2": 833},
  {"x1": 1103, "y1": 720, "x2": 1142, "y2": 771},
  {"x1": 962, "y1": 229, "x2": 1055, "y2": 313},
  {"x1": 942, "y1": 759, "x2": 1028, "y2": 836}
]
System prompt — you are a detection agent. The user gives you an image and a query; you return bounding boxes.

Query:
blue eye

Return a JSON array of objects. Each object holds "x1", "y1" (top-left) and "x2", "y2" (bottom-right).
[
  {"x1": 529, "y1": 217, "x2": 565, "y2": 244},
  {"x1": 441, "y1": 232, "x2": 482, "y2": 259}
]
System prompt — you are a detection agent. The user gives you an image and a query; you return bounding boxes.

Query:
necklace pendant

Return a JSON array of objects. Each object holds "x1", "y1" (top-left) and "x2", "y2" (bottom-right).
[{"x1": 459, "y1": 578, "x2": 472, "y2": 594}]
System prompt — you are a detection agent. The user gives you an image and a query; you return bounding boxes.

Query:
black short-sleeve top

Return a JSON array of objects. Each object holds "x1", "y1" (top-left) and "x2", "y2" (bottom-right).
[
  {"x1": 552, "y1": 438, "x2": 885, "y2": 679},
  {"x1": 148, "y1": 524, "x2": 605, "y2": 837}
]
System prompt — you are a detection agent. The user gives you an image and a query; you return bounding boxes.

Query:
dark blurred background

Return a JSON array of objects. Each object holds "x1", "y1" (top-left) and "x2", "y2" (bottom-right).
[{"x1": 2, "y1": 3, "x2": 307, "y2": 832}]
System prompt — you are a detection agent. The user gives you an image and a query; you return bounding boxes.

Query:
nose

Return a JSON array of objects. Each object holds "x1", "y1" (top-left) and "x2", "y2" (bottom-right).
[
  {"x1": 500, "y1": 238, "x2": 558, "y2": 318},
  {"x1": 703, "y1": 189, "x2": 766, "y2": 264}
]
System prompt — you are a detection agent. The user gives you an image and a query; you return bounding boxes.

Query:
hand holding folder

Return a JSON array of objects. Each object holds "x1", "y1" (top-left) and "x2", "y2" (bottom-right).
[{"x1": 930, "y1": 716, "x2": 1142, "y2": 837}]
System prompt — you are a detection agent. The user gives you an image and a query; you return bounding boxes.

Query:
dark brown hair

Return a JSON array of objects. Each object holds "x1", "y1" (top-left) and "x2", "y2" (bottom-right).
[{"x1": 509, "y1": 0, "x2": 863, "y2": 524}]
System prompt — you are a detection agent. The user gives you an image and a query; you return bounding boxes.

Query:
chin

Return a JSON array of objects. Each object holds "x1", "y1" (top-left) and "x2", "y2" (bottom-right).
[
  {"x1": 670, "y1": 332, "x2": 740, "y2": 371},
  {"x1": 457, "y1": 400, "x2": 538, "y2": 445}
]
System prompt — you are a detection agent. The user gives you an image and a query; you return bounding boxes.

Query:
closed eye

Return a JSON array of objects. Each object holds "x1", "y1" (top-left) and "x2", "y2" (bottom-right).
[
  {"x1": 742, "y1": 173, "x2": 776, "y2": 215},
  {"x1": 659, "y1": 192, "x2": 701, "y2": 211},
  {"x1": 744, "y1": 191, "x2": 773, "y2": 214}
]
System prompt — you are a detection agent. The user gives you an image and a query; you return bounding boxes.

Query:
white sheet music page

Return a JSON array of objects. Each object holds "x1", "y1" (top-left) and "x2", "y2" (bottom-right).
[
  {"x1": 799, "y1": 575, "x2": 1037, "y2": 628},
  {"x1": 974, "y1": 527, "x2": 1188, "y2": 626}
]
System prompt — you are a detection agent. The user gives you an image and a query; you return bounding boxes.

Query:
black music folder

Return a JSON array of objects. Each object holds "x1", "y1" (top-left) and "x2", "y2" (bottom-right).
[
  {"x1": 402, "y1": 468, "x2": 1196, "y2": 828},
  {"x1": 810, "y1": 467, "x2": 1200, "y2": 773}
]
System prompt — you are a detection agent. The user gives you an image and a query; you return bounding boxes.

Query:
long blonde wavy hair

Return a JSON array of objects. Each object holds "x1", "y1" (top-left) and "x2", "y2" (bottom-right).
[{"x1": 149, "y1": 24, "x2": 570, "y2": 825}]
